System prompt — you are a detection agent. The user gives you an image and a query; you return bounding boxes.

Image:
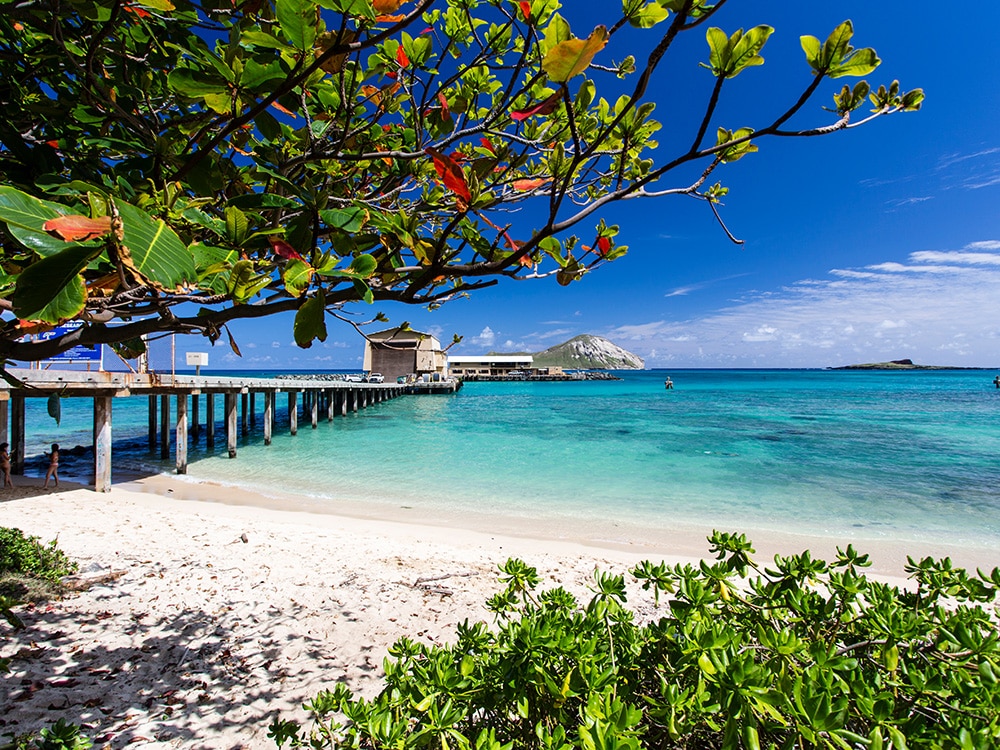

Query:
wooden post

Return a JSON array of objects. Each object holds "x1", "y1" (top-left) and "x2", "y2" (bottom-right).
[
  {"x1": 241, "y1": 392, "x2": 248, "y2": 434},
  {"x1": 326, "y1": 389, "x2": 334, "y2": 421},
  {"x1": 311, "y1": 389, "x2": 319, "y2": 428},
  {"x1": 160, "y1": 394, "x2": 170, "y2": 459},
  {"x1": 0, "y1": 399, "x2": 7, "y2": 447},
  {"x1": 289, "y1": 391, "x2": 298, "y2": 435},
  {"x1": 148, "y1": 395, "x2": 157, "y2": 451},
  {"x1": 206, "y1": 393, "x2": 215, "y2": 447},
  {"x1": 250, "y1": 392, "x2": 257, "y2": 426},
  {"x1": 94, "y1": 396, "x2": 112, "y2": 492},
  {"x1": 176, "y1": 393, "x2": 188, "y2": 474},
  {"x1": 264, "y1": 390, "x2": 273, "y2": 445},
  {"x1": 191, "y1": 392, "x2": 200, "y2": 439},
  {"x1": 339, "y1": 389, "x2": 347, "y2": 417},
  {"x1": 11, "y1": 394, "x2": 25, "y2": 475},
  {"x1": 225, "y1": 392, "x2": 237, "y2": 458}
]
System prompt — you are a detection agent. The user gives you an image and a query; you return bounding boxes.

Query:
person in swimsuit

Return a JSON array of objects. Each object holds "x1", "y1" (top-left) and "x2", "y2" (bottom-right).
[
  {"x1": 43, "y1": 443, "x2": 59, "y2": 489},
  {"x1": 0, "y1": 442, "x2": 12, "y2": 488}
]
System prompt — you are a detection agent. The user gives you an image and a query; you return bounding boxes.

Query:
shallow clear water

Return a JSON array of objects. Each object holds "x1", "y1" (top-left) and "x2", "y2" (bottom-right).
[{"x1": 19, "y1": 369, "x2": 1000, "y2": 548}]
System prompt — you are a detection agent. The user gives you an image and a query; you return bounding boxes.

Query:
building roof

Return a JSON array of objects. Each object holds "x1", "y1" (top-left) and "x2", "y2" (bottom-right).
[
  {"x1": 448, "y1": 355, "x2": 533, "y2": 364},
  {"x1": 366, "y1": 327, "x2": 441, "y2": 347}
]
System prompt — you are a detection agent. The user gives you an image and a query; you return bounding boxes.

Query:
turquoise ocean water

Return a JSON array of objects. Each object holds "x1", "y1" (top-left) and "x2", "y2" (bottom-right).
[{"x1": 17, "y1": 369, "x2": 1000, "y2": 550}]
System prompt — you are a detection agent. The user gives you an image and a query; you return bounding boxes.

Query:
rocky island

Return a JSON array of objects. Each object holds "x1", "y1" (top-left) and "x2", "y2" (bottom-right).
[{"x1": 829, "y1": 359, "x2": 984, "y2": 371}]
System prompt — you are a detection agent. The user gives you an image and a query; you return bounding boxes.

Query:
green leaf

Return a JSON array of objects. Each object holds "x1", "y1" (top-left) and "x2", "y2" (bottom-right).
[
  {"x1": 348, "y1": 254, "x2": 377, "y2": 278},
  {"x1": 227, "y1": 259, "x2": 271, "y2": 303},
  {"x1": 283, "y1": 258, "x2": 314, "y2": 297},
  {"x1": 626, "y1": 1, "x2": 669, "y2": 29},
  {"x1": 168, "y1": 68, "x2": 230, "y2": 99},
  {"x1": 276, "y1": 0, "x2": 318, "y2": 51},
  {"x1": 191, "y1": 243, "x2": 237, "y2": 295},
  {"x1": 800, "y1": 35, "x2": 822, "y2": 71},
  {"x1": 352, "y1": 278, "x2": 373, "y2": 303},
  {"x1": 293, "y1": 291, "x2": 327, "y2": 348},
  {"x1": 116, "y1": 201, "x2": 197, "y2": 289},
  {"x1": 0, "y1": 187, "x2": 75, "y2": 256},
  {"x1": 13, "y1": 243, "x2": 103, "y2": 319},
  {"x1": 829, "y1": 47, "x2": 880, "y2": 78},
  {"x1": 319, "y1": 206, "x2": 369, "y2": 233},
  {"x1": 728, "y1": 26, "x2": 773, "y2": 77}
]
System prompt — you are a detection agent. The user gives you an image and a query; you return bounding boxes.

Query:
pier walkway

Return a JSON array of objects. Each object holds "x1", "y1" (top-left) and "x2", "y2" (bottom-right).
[{"x1": 0, "y1": 369, "x2": 405, "y2": 491}]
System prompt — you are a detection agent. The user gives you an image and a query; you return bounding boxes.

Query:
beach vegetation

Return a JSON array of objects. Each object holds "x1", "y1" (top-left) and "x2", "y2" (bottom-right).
[
  {"x1": 273, "y1": 532, "x2": 1000, "y2": 749},
  {"x1": 0, "y1": 526, "x2": 77, "y2": 631},
  {"x1": 0, "y1": 1, "x2": 921, "y2": 363}
]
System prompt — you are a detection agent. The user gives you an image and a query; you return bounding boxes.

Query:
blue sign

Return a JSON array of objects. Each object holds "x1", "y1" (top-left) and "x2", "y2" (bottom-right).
[{"x1": 37, "y1": 322, "x2": 102, "y2": 363}]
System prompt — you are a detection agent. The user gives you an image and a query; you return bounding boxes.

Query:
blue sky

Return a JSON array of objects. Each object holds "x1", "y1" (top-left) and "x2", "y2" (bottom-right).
[{"x1": 156, "y1": 1, "x2": 1000, "y2": 371}]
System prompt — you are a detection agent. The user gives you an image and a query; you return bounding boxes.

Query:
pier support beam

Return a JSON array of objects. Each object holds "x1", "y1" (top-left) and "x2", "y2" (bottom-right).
[
  {"x1": 250, "y1": 392, "x2": 257, "y2": 427},
  {"x1": 326, "y1": 389, "x2": 334, "y2": 421},
  {"x1": 225, "y1": 392, "x2": 237, "y2": 458},
  {"x1": 310, "y1": 390, "x2": 319, "y2": 429},
  {"x1": 147, "y1": 396, "x2": 157, "y2": 451},
  {"x1": 191, "y1": 393, "x2": 200, "y2": 439},
  {"x1": 289, "y1": 392, "x2": 298, "y2": 435},
  {"x1": 11, "y1": 394, "x2": 24, "y2": 475},
  {"x1": 206, "y1": 393, "x2": 215, "y2": 447},
  {"x1": 160, "y1": 394, "x2": 170, "y2": 460},
  {"x1": 0, "y1": 400, "x2": 7, "y2": 448},
  {"x1": 339, "y1": 390, "x2": 347, "y2": 417},
  {"x1": 241, "y1": 392, "x2": 249, "y2": 434},
  {"x1": 176, "y1": 393, "x2": 188, "y2": 474},
  {"x1": 264, "y1": 390, "x2": 274, "y2": 445},
  {"x1": 94, "y1": 396, "x2": 112, "y2": 492}
]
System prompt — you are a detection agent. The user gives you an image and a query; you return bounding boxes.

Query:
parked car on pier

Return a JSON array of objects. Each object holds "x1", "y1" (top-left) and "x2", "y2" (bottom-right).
[
  {"x1": 343, "y1": 374, "x2": 364, "y2": 383},
  {"x1": 367, "y1": 373, "x2": 385, "y2": 383}
]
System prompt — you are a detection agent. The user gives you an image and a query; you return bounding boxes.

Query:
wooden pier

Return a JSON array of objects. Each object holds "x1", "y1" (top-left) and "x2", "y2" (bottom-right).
[{"x1": 0, "y1": 369, "x2": 406, "y2": 492}]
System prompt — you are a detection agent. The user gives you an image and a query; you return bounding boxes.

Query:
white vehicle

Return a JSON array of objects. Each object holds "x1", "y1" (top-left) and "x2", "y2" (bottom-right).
[
  {"x1": 343, "y1": 374, "x2": 364, "y2": 382},
  {"x1": 367, "y1": 373, "x2": 385, "y2": 383}
]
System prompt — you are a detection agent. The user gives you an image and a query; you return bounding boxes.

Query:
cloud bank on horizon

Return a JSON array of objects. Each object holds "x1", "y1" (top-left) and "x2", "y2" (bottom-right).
[{"x1": 604, "y1": 241, "x2": 1000, "y2": 368}]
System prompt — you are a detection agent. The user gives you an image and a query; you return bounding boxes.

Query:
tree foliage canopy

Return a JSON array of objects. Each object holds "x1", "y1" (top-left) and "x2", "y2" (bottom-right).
[{"x1": 0, "y1": 0, "x2": 923, "y2": 363}]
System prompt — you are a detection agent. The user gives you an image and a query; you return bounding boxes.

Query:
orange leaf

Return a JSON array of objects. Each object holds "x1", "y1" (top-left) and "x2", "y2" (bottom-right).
[
  {"x1": 519, "y1": 1, "x2": 531, "y2": 22},
  {"x1": 512, "y1": 177, "x2": 550, "y2": 192},
  {"x1": 271, "y1": 101, "x2": 297, "y2": 118},
  {"x1": 480, "y1": 137, "x2": 496, "y2": 155},
  {"x1": 372, "y1": 0, "x2": 406, "y2": 12},
  {"x1": 43, "y1": 214, "x2": 112, "y2": 242},
  {"x1": 376, "y1": 14, "x2": 405, "y2": 22},
  {"x1": 315, "y1": 30, "x2": 357, "y2": 74},
  {"x1": 541, "y1": 26, "x2": 609, "y2": 82},
  {"x1": 511, "y1": 89, "x2": 563, "y2": 121},
  {"x1": 396, "y1": 45, "x2": 409, "y2": 68},
  {"x1": 425, "y1": 147, "x2": 472, "y2": 203}
]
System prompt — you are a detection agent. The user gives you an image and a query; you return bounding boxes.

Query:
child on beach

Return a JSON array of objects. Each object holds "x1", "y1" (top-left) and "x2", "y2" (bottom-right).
[
  {"x1": 43, "y1": 443, "x2": 59, "y2": 489},
  {"x1": 0, "y1": 443, "x2": 11, "y2": 488}
]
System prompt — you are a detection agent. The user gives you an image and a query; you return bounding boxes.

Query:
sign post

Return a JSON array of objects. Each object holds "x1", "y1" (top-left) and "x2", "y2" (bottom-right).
[
  {"x1": 186, "y1": 352, "x2": 208, "y2": 376},
  {"x1": 36, "y1": 321, "x2": 102, "y2": 370}
]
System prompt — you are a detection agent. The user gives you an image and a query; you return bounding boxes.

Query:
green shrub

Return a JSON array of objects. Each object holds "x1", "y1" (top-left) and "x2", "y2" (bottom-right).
[
  {"x1": 0, "y1": 527, "x2": 77, "y2": 583},
  {"x1": 273, "y1": 532, "x2": 1000, "y2": 749},
  {"x1": 1, "y1": 719, "x2": 93, "y2": 750}
]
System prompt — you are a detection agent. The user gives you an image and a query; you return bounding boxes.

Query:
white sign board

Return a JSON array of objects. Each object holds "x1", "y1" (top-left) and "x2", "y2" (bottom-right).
[{"x1": 185, "y1": 352, "x2": 209, "y2": 367}]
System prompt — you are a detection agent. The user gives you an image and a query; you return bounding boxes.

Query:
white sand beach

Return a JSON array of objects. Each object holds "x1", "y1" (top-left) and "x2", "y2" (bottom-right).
[{"x1": 2, "y1": 477, "x2": 997, "y2": 749}]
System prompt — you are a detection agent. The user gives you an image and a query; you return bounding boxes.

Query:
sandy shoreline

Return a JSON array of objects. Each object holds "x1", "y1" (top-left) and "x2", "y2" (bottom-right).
[{"x1": 2, "y1": 476, "x2": 998, "y2": 748}]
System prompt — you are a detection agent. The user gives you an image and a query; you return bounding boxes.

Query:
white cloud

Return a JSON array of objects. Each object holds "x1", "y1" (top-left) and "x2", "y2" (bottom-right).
[
  {"x1": 602, "y1": 241, "x2": 1000, "y2": 368},
  {"x1": 470, "y1": 326, "x2": 496, "y2": 347}
]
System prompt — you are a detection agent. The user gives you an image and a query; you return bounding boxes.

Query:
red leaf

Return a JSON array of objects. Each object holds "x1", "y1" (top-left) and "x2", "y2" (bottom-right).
[
  {"x1": 437, "y1": 92, "x2": 451, "y2": 121},
  {"x1": 396, "y1": 45, "x2": 409, "y2": 68},
  {"x1": 425, "y1": 146, "x2": 472, "y2": 203},
  {"x1": 479, "y1": 137, "x2": 496, "y2": 155},
  {"x1": 269, "y1": 236, "x2": 303, "y2": 260},
  {"x1": 596, "y1": 236, "x2": 611, "y2": 256},
  {"x1": 511, "y1": 89, "x2": 563, "y2": 121},
  {"x1": 46, "y1": 140, "x2": 60, "y2": 148},
  {"x1": 124, "y1": 4, "x2": 150, "y2": 17},
  {"x1": 512, "y1": 177, "x2": 550, "y2": 192},
  {"x1": 519, "y1": 1, "x2": 531, "y2": 22},
  {"x1": 43, "y1": 214, "x2": 112, "y2": 242}
]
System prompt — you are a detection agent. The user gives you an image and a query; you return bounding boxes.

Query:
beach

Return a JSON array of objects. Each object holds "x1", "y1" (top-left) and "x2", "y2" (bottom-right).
[{"x1": 2, "y1": 475, "x2": 997, "y2": 749}]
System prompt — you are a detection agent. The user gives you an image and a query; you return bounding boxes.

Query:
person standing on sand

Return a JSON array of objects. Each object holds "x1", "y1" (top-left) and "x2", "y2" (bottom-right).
[
  {"x1": 0, "y1": 443, "x2": 12, "y2": 488},
  {"x1": 43, "y1": 443, "x2": 59, "y2": 489}
]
